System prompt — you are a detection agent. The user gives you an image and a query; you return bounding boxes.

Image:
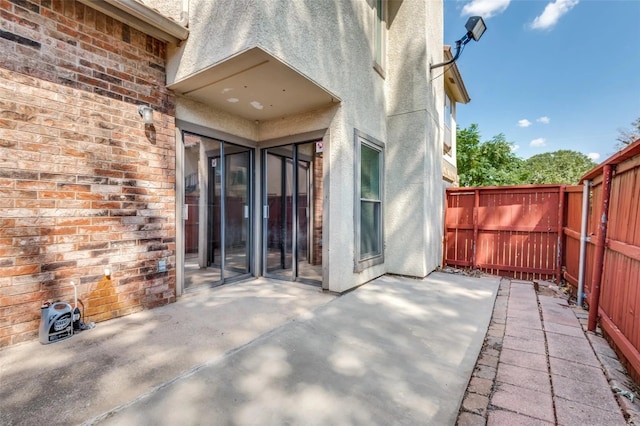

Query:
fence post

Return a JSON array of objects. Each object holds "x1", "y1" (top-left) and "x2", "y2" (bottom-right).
[
  {"x1": 556, "y1": 186, "x2": 566, "y2": 283},
  {"x1": 472, "y1": 189, "x2": 479, "y2": 269},
  {"x1": 588, "y1": 164, "x2": 614, "y2": 332}
]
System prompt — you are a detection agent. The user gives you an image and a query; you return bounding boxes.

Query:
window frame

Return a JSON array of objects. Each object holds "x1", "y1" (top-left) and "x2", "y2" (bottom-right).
[
  {"x1": 373, "y1": 0, "x2": 387, "y2": 78},
  {"x1": 354, "y1": 129, "x2": 385, "y2": 272},
  {"x1": 444, "y1": 93, "x2": 453, "y2": 155}
]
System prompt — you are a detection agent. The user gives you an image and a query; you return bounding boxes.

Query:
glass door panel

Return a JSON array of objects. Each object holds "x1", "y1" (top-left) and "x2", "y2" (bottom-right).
[
  {"x1": 296, "y1": 141, "x2": 322, "y2": 282},
  {"x1": 263, "y1": 142, "x2": 322, "y2": 284},
  {"x1": 265, "y1": 148, "x2": 294, "y2": 279},
  {"x1": 183, "y1": 132, "x2": 252, "y2": 290},
  {"x1": 224, "y1": 145, "x2": 250, "y2": 278}
]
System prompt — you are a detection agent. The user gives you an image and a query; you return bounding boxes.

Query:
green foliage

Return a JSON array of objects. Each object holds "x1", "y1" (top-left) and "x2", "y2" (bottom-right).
[
  {"x1": 456, "y1": 124, "x2": 522, "y2": 187},
  {"x1": 519, "y1": 150, "x2": 597, "y2": 185},
  {"x1": 456, "y1": 124, "x2": 597, "y2": 187}
]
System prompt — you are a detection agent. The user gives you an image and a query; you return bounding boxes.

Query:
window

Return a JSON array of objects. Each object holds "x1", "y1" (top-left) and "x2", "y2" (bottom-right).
[
  {"x1": 355, "y1": 130, "x2": 384, "y2": 270},
  {"x1": 444, "y1": 94, "x2": 453, "y2": 155},
  {"x1": 373, "y1": 0, "x2": 386, "y2": 77}
]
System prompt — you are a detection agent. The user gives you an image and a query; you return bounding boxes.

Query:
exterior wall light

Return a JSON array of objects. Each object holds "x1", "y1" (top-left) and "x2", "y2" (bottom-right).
[
  {"x1": 138, "y1": 105, "x2": 154, "y2": 125},
  {"x1": 431, "y1": 16, "x2": 487, "y2": 70}
]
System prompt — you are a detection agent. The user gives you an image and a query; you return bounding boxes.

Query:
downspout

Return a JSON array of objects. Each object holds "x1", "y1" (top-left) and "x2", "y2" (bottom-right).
[
  {"x1": 472, "y1": 189, "x2": 480, "y2": 269},
  {"x1": 556, "y1": 185, "x2": 566, "y2": 283},
  {"x1": 178, "y1": 0, "x2": 189, "y2": 27},
  {"x1": 587, "y1": 165, "x2": 614, "y2": 332},
  {"x1": 577, "y1": 180, "x2": 591, "y2": 307}
]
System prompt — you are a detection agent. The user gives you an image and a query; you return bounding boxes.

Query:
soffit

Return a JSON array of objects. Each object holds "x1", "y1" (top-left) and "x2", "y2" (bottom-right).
[
  {"x1": 443, "y1": 46, "x2": 470, "y2": 104},
  {"x1": 168, "y1": 47, "x2": 340, "y2": 121}
]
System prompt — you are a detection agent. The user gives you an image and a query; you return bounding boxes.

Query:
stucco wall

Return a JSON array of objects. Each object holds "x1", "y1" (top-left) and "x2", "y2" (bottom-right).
[
  {"x1": 165, "y1": 0, "x2": 445, "y2": 291},
  {"x1": 386, "y1": 0, "x2": 444, "y2": 277}
]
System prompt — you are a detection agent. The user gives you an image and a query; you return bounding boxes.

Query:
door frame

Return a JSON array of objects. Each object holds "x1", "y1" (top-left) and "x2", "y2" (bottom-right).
[
  {"x1": 176, "y1": 121, "x2": 257, "y2": 295},
  {"x1": 261, "y1": 141, "x2": 320, "y2": 286}
]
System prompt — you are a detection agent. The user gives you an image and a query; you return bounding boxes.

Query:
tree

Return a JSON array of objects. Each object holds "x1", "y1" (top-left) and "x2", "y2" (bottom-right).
[
  {"x1": 616, "y1": 117, "x2": 640, "y2": 150},
  {"x1": 519, "y1": 150, "x2": 596, "y2": 185},
  {"x1": 457, "y1": 124, "x2": 522, "y2": 187},
  {"x1": 457, "y1": 124, "x2": 597, "y2": 187}
]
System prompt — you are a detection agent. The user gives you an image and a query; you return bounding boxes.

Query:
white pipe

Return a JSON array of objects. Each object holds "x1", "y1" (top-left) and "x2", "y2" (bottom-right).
[
  {"x1": 178, "y1": 0, "x2": 189, "y2": 27},
  {"x1": 71, "y1": 281, "x2": 78, "y2": 310},
  {"x1": 577, "y1": 180, "x2": 591, "y2": 307}
]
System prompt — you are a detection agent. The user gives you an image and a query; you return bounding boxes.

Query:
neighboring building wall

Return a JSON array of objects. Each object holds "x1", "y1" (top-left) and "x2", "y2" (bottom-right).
[{"x1": 0, "y1": 0, "x2": 176, "y2": 347}]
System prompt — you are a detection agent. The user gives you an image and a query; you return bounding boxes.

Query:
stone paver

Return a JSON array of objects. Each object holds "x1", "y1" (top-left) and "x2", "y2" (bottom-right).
[
  {"x1": 487, "y1": 409, "x2": 554, "y2": 426},
  {"x1": 551, "y1": 373, "x2": 622, "y2": 413},
  {"x1": 545, "y1": 333, "x2": 600, "y2": 367},
  {"x1": 491, "y1": 382, "x2": 555, "y2": 423},
  {"x1": 555, "y1": 397, "x2": 626, "y2": 426},
  {"x1": 496, "y1": 363, "x2": 552, "y2": 393},
  {"x1": 499, "y1": 347, "x2": 549, "y2": 372},
  {"x1": 502, "y1": 335, "x2": 548, "y2": 355},
  {"x1": 457, "y1": 277, "x2": 634, "y2": 426}
]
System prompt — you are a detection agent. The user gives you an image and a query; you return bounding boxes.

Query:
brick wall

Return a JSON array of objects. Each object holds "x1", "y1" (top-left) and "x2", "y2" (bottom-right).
[{"x1": 0, "y1": 0, "x2": 176, "y2": 347}]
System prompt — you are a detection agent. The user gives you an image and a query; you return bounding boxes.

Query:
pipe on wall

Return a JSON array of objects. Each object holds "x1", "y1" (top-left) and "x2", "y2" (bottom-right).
[
  {"x1": 178, "y1": 0, "x2": 189, "y2": 27},
  {"x1": 577, "y1": 179, "x2": 590, "y2": 307},
  {"x1": 587, "y1": 166, "x2": 614, "y2": 332}
]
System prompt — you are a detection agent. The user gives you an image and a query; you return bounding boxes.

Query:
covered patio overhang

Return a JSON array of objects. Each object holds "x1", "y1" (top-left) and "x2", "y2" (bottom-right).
[{"x1": 168, "y1": 47, "x2": 341, "y2": 123}]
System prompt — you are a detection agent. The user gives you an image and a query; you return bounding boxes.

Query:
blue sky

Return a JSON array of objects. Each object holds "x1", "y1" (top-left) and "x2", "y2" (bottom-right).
[{"x1": 444, "y1": 0, "x2": 640, "y2": 161}]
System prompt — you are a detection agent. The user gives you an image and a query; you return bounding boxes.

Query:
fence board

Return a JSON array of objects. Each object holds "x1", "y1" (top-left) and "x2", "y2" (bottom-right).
[{"x1": 445, "y1": 185, "x2": 562, "y2": 281}]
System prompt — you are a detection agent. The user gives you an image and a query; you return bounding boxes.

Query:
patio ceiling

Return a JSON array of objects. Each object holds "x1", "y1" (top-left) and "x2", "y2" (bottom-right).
[{"x1": 168, "y1": 47, "x2": 340, "y2": 121}]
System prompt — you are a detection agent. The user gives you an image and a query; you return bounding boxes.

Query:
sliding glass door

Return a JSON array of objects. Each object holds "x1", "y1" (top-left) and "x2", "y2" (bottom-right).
[
  {"x1": 263, "y1": 141, "x2": 322, "y2": 284},
  {"x1": 183, "y1": 132, "x2": 252, "y2": 290}
]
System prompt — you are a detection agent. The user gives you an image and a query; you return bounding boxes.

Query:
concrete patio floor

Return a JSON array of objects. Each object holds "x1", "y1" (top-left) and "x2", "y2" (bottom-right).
[
  {"x1": 0, "y1": 272, "x2": 498, "y2": 425},
  {"x1": 2, "y1": 271, "x2": 636, "y2": 425}
]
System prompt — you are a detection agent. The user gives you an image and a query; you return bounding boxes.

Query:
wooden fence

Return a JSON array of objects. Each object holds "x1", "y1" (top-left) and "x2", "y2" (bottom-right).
[
  {"x1": 568, "y1": 140, "x2": 640, "y2": 380},
  {"x1": 445, "y1": 139, "x2": 640, "y2": 381},
  {"x1": 445, "y1": 185, "x2": 564, "y2": 281}
]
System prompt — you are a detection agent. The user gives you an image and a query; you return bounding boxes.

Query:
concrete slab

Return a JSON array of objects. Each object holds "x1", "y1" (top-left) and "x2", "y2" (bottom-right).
[
  {"x1": 487, "y1": 409, "x2": 554, "y2": 426},
  {"x1": 551, "y1": 373, "x2": 621, "y2": 413},
  {"x1": 0, "y1": 279, "x2": 336, "y2": 425},
  {"x1": 4, "y1": 272, "x2": 498, "y2": 426},
  {"x1": 505, "y1": 325, "x2": 545, "y2": 341},
  {"x1": 92, "y1": 274, "x2": 499, "y2": 425},
  {"x1": 491, "y1": 382, "x2": 555, "y2": 423},
  {"x1": 499, "y1": 348, "x2": 549, "y2": 372},
  {"x1": 546, "y1": 333, "x2": 600, "y2": 367},
  {"x1": 548, "y1": 357, "x2": 606, "y2": 382},
  {"x1": 496, "y1": 363, "x2": 551, "y2": 393},
  {"x1": 502, "y1": 335, "x2": 547, "y2": 355},
  {"x1": 543, "y1": 322, "x2": 586, "y2": 338},
  {"x1": 554, "y1": 397, "x2": 626, "y2": 426}
]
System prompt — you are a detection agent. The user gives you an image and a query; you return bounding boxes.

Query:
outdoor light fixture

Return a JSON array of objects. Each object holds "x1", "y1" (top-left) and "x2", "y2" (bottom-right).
[
  {"x1": 138, "y1": 105, "x2": 154, "y2": 125},
  {"x1": 431, "y1": 16, "x2": 487, "y2": 70}
]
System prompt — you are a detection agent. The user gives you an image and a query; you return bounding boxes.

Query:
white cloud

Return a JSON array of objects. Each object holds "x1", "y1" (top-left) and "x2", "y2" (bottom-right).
[
  {"x1": 462, "y1": 0, "x2": 511, "y2": 19},
  {"x1": 511, "y1": 144, "x2": 520, "y2": 152},
  {"x1": 537, "y1": 116, "x2": 550, "y2": 124},
  {"x1": 530, "y1": 0, "x2": 579, "y2": 30},
  {"x1": 530, "y1": 138, "x2": 547, "y2": 147},
  {"x1": 587, "y1": 152, "x2": 601, "y2": 161},
  {"x1": 518, "y1": 119, "x2": 532, "y2": 128}
]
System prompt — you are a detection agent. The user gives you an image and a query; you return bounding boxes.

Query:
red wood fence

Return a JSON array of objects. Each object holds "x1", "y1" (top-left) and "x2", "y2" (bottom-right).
[
  {"x1": 568, "y1": 140, "x2": 640, "y2": 381},
  {"x1": 445, "y1": 139, "x2": 640, "y2": 381},
  {"x1": 445, "y1": 185, "x2": 564, "y2": 281}
]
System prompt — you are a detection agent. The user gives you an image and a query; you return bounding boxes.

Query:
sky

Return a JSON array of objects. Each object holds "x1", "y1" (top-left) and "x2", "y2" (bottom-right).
[{"x1": 444, "y1": 0, "x2": 640, "y2": 161}]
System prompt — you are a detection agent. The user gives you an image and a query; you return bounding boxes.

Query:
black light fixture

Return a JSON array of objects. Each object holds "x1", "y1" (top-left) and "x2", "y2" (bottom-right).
[{"x1": 431, "y1": 16, "x2": 487, "y2": 70}]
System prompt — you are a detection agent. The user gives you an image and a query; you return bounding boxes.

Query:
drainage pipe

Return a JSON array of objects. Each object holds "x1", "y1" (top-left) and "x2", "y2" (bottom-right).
[
  {"x1": 577, "y1": 180, "x2": 590, "y2": 307},
  {"x1": 178, "y1": 0, "x2": 189, "y2": 27},
  {"x1": 587, "y1": 165, "x2": 614, "y2": 332}
]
